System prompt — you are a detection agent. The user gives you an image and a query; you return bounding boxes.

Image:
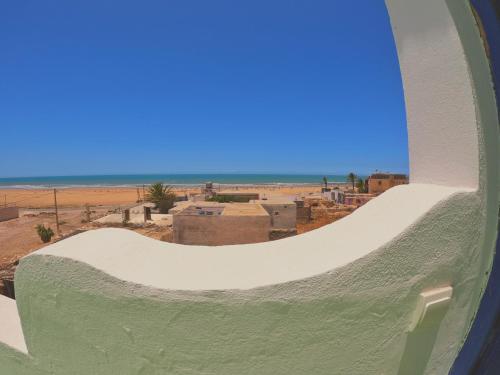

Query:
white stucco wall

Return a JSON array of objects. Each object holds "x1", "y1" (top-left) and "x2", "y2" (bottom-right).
[
  {"x1": 386, "y1": 0, "x2": 482, "y2": 190},
  {"x1": 0, "y1": 0, "x2": 498, "y2": 374}
]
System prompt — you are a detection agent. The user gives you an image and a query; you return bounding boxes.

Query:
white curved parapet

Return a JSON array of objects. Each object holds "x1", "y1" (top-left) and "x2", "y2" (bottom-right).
[
  {"x1": 35, "y1": 184, "x2": 468, "y2": 291},
  {"x1": 0, "y1": 183, "x2": 489, "y2": 375},
  {"x1": 0, "y1": 0, "x2": 498, "y2": 374}
]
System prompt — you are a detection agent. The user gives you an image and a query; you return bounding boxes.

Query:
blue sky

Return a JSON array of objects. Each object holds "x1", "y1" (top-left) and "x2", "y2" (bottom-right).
[{"x1": 0, "y1": 0, "x2": 407, "y2": 177}]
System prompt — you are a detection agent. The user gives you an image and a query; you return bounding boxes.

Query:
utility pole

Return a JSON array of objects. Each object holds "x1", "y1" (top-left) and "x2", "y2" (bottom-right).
[
  {"x1": 142, "y1": 184, "x2": 145, "y2": 202},
  {"x1": 84, "y1": 204, "x2": 91, "y2": 223},
  {"x1": 53, "y1": 189, "x2": 61, "y2": 236}
]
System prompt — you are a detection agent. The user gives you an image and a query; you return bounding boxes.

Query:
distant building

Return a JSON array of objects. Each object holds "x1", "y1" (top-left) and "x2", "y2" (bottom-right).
[
  {"x1": 367, "y1": 173, "x2": 408, "y2": 195},
  {"x1": 322, "y1": 189, "x2": 345, "y2": 204},
  {"x1": 343, "y1": 193, "x2": 375, "y2": 207},
  {"x1": 172, "y1": 203, "x2": 270, "y2": 246},
  {"x1": 294, "y1": 199, "x2": 311, "y2": 224},
  {"x1": 201, "y1": 182, "x2": 215, "y2": 198}
]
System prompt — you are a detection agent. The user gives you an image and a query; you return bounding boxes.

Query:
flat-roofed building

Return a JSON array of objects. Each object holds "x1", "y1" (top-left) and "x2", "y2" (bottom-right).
[
  {"x1": 250, "y1": 199, "x2": 296, "y2": 230},
  {"x1": 367, "y1": 173, "x2": 408, "y2": 195},
  {"x1": 172, "y1": 203, "x2": 270, "y2": 246}
]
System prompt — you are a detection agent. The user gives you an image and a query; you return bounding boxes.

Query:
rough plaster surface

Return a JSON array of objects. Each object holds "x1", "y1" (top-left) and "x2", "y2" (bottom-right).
[
  {"x1": 1, "y1": 188, "x2": 486, "y2": 375},
  {"x1": 0, "y1": 0, "x2": 498, "y2": 374}
]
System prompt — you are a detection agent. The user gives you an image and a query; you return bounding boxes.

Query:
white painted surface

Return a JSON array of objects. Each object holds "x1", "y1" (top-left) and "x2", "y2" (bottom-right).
[
  {"x1": 410, "y1": 286, "x2": 453, "y2": 331},
  {"x1": 36, "y1": 184, "x2": 465, "y2": 290},
  {"x1": 0, "y1": 296, "x2": 27, "y2": 354},
  {"x1": 386, "y1": 0, "x2": 479, "y2": 189}
]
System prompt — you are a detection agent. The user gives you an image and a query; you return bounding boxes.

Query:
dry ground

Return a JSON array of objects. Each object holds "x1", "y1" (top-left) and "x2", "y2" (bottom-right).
[
  {"x1": 0, "y1": 207, "x2": 111, "y2": 294},
  {"x1": 1, "y1": 185, "x2": 323, "y2": 209}
]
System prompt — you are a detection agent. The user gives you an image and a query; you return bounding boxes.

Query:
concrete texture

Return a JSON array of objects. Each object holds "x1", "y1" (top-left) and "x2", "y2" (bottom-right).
[
  {"x1": 251, "y1": 200, "x2": 297, "y2": 230},
  {"x1": 4, "y1": 185, "x2": 487, "y2": 374},
  {"x1": 0, "y1": 0, "x2": 498, "y2": 374},
  {"x1": 173, "y1": 203, "x2": 270, "y2": 245}
]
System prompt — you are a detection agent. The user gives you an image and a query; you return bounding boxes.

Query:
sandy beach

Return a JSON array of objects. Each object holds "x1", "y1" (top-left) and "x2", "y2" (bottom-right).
[{"x1": 1, "y1": 185, "x2": 325, "y2": 209}]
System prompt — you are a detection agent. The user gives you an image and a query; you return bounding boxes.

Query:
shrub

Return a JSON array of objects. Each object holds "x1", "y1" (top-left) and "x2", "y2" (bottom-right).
[
  {"x1": 157, "y1": 199, "x2": 174, "y2": 214},
  {"x1": 36, "y1": 224, "x2": 54, "y2": 243},
  {"x1": 145, "y1": 183, "x2": 176, "y2": 214},
  {"x1": 207, "y1": 195, "x2": 249, "y2": 203}
]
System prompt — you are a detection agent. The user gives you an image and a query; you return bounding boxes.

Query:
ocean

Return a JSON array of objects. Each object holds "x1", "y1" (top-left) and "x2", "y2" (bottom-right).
[{"x1": 0, "y1": 174, "x2": 358, "y2": 189}]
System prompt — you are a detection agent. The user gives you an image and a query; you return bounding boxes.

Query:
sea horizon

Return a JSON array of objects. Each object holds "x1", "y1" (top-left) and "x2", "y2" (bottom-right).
[{"x1": 0, "y1": 173, "x2": 377, "y2": 189}]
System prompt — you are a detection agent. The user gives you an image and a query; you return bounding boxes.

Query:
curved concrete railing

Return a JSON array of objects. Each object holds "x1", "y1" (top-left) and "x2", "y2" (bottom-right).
[
  {"x1": 0, "y1": 0, "x2": 498, "y2": 374},
  {"x1": 30, "y1": 184, "x2": 471, "y2": 291}
]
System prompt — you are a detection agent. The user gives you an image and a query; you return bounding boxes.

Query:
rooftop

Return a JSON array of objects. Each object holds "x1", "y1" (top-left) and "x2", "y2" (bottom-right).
[
  {"x1": 370, "y1": 173, "x2": 408, "y2": 179},
  {"x1": 177, "y1": 203, "x2": 268, "y2": 217},
  {"x1": 250, "y1": 198, "x2": 296, "y2": 205}
]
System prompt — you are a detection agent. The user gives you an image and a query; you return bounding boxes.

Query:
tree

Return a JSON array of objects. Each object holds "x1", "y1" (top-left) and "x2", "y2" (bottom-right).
[
  {"x1": 36, "y1": 224, "x2": 54, "y2": 243},
  {"x1": 356, "y1": 178, "x2": 366, "y2": 193},
  {"x1": 146, "y1": 183, "x2": 176, "y2": 214},
  {"x1": 347, "y1": 172, "x2": 357, "y2": 191},
  {"x1": 322, "y1": 176, "x2": 328, "y2": 190}
]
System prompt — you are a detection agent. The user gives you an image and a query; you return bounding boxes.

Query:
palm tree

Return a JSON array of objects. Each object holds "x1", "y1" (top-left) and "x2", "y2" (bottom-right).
[
  {"x1": 356, "y1": 178, "x2": 365, "y2": 193},
  {"x1": 146, "y1": 183, "x2": 176, "y2": 213},
  {"x1": 322, "y1": 176, "x2": 328, "y2": 190},
  {"x1": 347, "y1": 172, "x2": 357, "y2": 191}
]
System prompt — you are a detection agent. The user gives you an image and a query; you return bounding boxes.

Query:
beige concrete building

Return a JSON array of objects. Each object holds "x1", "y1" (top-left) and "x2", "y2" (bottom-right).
[
  {"x1": 172, "y1": 203, "x2": 270, "y2": 246},
  {"x1": 367, "y1": 173, "x2": 408, "y2": 195},
  {"x1": 250, "y1": 199, "x2": 296, "y2": 230}
]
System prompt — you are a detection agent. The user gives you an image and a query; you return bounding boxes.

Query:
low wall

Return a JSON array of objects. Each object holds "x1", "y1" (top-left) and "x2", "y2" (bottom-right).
[
  {"x1": 1, "y1": 184, "x2": 492, "y2": 374},
  {"x1": 173, "y1": 214, "x2": 271, "y2": 245},
  {"x1": 296, "y1": 206, "x2": 311, "y2": 224},
  {"x1": 0, "y1": 207, "x2": 19, "y2": 222},
  {"x1": 260, "y1": 203, "x2": 296, "y2": 230}
]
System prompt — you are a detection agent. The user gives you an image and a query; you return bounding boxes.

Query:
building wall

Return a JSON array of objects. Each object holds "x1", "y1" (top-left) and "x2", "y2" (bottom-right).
[
  {"x1": 259, "y1": 203, "x2": 296, "y2": 230},
  {"x1": 296, "y1": 206, "x2": 311, "y2": 224},
  {"x1": 368, "y1": 176, "x2": 408, "y2": 195},
  {"x1": 0, "y1": 207, "x2": 19, "y2": 222},
  {"x1": 173, "y1": 214, "x2": 270, "y2": 245},
  {"x1": 343, "y1": 194, "x2": 375, "y2": 207}
]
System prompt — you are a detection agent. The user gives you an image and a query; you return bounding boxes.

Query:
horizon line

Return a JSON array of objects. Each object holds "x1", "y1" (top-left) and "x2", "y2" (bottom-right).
[{"x1": 0, "y1": 171, "x2": 409, "y2": 179}]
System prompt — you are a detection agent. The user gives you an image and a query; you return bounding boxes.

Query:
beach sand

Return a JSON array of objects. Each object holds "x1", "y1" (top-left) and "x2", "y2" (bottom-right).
[{"x1": 1, "y1": 185, "x2": 325, "y2": 208}]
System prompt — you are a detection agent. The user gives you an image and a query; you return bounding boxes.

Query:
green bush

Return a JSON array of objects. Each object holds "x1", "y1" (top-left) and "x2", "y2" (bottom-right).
[
  {"x1": 207, "y1": 195, "x2": 249, "y2": 203},
  {"x1": 36, "y1": 224, "x2": 55, "y2": 243},
  {"x1": 145, "y1": 183, "x2": 176, "y2": 214},
  {"x1": 157, "y1": 199, "x2": 175, "y2": 214}
]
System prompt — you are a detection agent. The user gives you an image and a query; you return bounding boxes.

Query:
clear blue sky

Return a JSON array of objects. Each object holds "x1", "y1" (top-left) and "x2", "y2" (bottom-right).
[{"x1": 0, "y1": 0, "x2": 408, "y2": 177}]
